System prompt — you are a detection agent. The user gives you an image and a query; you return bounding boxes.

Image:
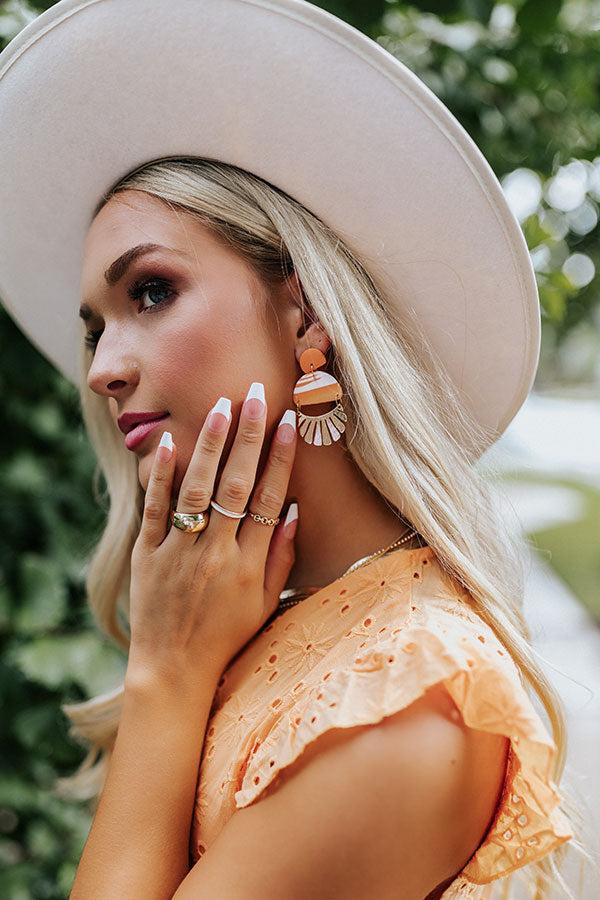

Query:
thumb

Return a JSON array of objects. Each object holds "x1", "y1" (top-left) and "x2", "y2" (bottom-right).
[{"x1": 263, "y1": 502, "x2": 299, "y2": 611}]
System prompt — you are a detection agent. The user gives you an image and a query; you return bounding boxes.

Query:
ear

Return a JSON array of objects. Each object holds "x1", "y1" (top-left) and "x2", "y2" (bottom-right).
[{"x1": 281, "y1": 271, "x2": 332, "y2": 364}]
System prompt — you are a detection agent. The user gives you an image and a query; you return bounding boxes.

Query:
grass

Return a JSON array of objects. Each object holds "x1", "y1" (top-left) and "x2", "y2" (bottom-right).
[{"x1": 499, "y1": 471, "x2": 600, "y2": 623}]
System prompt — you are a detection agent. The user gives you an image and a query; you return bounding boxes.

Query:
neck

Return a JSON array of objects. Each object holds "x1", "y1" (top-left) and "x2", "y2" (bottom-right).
[{"x1": 285, "y1": 437, "x2": 417, "y2": 591}]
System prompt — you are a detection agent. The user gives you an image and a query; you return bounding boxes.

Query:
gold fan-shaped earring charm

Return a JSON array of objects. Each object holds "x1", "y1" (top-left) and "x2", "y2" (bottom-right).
[{"x1": 292, "y1": 348, "x2": 347, "y2": 446}]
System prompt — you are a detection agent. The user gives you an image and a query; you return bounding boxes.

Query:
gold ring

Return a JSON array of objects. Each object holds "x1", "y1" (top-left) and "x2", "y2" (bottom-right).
[
  {"x1": 247, "y1": 511, "x2": 280, "y2": 527},
  {"x1": 170, "y1": 509, "x2": 209, "y2": 533}
]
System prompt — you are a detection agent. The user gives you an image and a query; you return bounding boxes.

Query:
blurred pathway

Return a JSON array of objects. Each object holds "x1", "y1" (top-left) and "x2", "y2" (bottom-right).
[
  {"x1": 481, "y1": 390, "x2": 600, "y2": 489},
  {"x1": 523, "y1": 551, "x2": 600, "y2": 898},
  {"x1": 479, "y1": 390, "x2": 600, "y2": 894}
]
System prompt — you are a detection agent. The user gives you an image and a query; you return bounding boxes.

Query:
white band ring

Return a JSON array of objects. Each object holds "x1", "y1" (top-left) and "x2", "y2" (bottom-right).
[{"x1": 210, "y1": 499, "x2": 247, "y2": 520}]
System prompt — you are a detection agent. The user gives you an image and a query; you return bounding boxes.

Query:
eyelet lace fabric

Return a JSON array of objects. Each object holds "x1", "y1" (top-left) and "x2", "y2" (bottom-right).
[{"x1": 190, "y1": 546, "x2": 572, "y2": 894}]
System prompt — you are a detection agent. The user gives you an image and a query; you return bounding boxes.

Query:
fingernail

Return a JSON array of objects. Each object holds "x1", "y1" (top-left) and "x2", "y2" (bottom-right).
[
  {"x1": 277, "y1": 409, "x2": 296, "y2": 444},
  {"x1": 283, "y1": 502, "x2": 298, "y2": 539},
  {"x1": 245, "y1": 381, "x2": 266, "y2": 420},
  {"x1": 208, "y1": 397, "x2": 231, "y2": 433},
  {"x1": 157, "y1": 430, "x2": 173, "y2": 462}
]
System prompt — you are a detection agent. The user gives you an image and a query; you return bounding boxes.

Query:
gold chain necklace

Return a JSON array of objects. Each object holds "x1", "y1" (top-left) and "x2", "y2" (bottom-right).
[{"x1": 275, "y1": 526, "x2": 418, "y2": 616}]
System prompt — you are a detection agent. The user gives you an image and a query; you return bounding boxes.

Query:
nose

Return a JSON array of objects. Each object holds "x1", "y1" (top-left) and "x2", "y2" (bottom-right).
[{"x1": 86, "y1": 327, "x2": 140, "y2": 398}]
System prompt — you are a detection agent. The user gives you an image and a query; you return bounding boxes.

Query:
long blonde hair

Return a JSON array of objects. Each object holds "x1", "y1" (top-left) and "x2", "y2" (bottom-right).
[{"x1": 64, "y1": 157, "x2": 580, "y2": 896}]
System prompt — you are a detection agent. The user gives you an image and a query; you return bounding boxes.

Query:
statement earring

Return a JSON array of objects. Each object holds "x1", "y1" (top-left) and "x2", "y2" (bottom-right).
[{"x1": 293, "y1": 348, "x2": 347, "y2": 446}]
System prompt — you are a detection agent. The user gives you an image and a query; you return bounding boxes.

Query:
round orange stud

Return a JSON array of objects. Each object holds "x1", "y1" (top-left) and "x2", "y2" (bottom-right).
[{"x1": 299, "y1": 347, "x2": 326, "y2": 374}]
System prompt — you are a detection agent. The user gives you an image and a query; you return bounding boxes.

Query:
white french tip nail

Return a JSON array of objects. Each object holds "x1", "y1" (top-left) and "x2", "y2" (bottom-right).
[
  {"x1": 246, "y1": 381, "x2": 265, "y2": 404},
  {"x1": 212, "y1": 396, "x2": 232, "y2": 419},
  {"x1": 279, "y1": 409, "x2": 296, "y2": 429},
  {"x1": 159, "y1": 431, "x2": 173, "y2": 451},
  {"x1": 284, "y1": 502, "x2": 298, "y2": 528}
]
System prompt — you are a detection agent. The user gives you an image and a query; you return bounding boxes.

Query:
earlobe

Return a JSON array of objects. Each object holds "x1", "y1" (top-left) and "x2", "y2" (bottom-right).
[{"x1": 294, "y1": 321, "x2": 331, "y2": 362}]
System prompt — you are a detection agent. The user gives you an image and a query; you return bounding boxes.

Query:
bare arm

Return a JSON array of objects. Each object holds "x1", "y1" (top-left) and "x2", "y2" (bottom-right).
[
  {"x1": 70, "y1": 669, "x2": 220, "y2": 898},
  {"x1": 173, "y1": 683, "x2": 508, "y2": 900}
]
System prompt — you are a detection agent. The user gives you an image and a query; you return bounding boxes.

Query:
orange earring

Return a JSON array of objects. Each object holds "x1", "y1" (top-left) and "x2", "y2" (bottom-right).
[{"x1": 292, "y1": 348, "x2": 347, "y2": 446}]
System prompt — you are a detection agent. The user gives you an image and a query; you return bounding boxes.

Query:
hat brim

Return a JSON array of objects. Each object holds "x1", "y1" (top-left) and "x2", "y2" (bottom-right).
[{"x1": 0, "y1": 0, "x2": 539, "y2": 451}]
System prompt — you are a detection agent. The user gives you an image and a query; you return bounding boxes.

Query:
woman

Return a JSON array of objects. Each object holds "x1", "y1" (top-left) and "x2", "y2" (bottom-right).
[{"x1": 0, "y1": 1, "x2": 575, "y2": 897}]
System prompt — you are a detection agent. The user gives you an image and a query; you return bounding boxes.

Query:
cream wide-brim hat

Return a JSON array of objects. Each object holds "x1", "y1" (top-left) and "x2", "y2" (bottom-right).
[{"x1": 0, "y1": 0, "x2": 539, "y2": 454}]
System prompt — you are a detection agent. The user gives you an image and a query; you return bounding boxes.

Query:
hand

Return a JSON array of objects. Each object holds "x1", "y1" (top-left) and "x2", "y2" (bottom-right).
[{"x1": 127, "y1": 383, "x2": 298, "y2": 684}]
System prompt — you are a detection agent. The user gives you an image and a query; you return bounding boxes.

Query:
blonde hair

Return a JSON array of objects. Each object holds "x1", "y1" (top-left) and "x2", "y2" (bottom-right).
[{"x1": 64, "y1": 157, "x2": 582, "y2": 896}]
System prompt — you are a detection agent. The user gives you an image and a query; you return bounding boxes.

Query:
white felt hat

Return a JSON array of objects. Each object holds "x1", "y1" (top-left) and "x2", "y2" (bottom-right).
[{"x1": 0, "y1": 0, "x2": 539, "y2": 451}]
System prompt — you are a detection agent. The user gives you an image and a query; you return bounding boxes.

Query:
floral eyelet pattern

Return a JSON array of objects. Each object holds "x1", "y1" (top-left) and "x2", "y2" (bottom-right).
[{"x1": 189, "y1": 546, "x2": 572, "y2": 894}]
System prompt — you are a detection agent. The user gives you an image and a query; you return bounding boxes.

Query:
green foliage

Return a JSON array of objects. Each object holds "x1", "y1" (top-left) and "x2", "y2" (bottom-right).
[
  {"x1": 515, "y1": 0, "x2": 563, "y2": 35},
  {"x1": 310, "y1": 0, "x2": 388, "y2": 33},
  {"x1": 377, "y1": 0, "x2": 600, "y2": 366},
  {"x1": 0, "y1": 307, "x2": 124, "y2": 897},
  {"x1": 0, "y1": 0, "x2": 599, "y2": 895}
]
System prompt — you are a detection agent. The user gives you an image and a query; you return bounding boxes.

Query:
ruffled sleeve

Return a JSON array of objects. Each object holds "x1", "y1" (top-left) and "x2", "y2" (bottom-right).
[{"x1": 232, "y1": 552, "x2": 572, "y2": 884}]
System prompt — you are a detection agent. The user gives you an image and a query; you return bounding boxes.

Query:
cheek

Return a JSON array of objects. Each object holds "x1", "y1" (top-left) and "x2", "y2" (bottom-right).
[
  {"x1": 154, "y1": 306, "x2": 269, "y2": 415},
  {"x1": 108, "y1": 397, "x2": 118, "y2": 424},
  {"x1": 152, "y1": 303, "x2": 251, "y2": 389}
]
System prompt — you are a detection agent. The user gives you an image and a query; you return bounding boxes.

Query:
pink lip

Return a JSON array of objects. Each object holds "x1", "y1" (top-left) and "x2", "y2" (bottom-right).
[{"x1": 124, "y1": 414, "x2": 169, "y2": 451}]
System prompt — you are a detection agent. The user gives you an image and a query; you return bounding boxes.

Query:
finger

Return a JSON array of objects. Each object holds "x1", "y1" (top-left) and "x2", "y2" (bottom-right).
[
  {"x1": 175, "y1": 397, "x2": 232, "y2": 520},
  {"x1": 238, "y1": 408, "x2": 297, "y2": 555},
  {"x1": 263, "y1": 503, "x2": 298, "y2": 612},
  {"x1": 210, "y1": 382, "x2": 267, "y2": 538},
  {"x1": 137, "y1": 430, "x2": 177, "y2": 549}
]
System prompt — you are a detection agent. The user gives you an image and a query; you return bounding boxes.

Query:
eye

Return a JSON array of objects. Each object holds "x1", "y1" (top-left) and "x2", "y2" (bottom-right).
[
  {"x1": 83, "y1": 275, "x2": 177, "y2": 354},
  {"x1": 128, "y1": 277, "x2": 175, "y2": 310},
  {"x1": 85, "y1": 329, "x2": 103, "y2": 352}
]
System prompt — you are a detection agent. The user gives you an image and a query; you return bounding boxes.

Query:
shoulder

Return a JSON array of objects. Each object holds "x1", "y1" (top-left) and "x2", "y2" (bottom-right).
[
  {"x1": 267, "y1": 683, "x2": 509, "y2": 895},
  {"x1": 178, "y1": 682, "x2": 508, "y2": 900}
]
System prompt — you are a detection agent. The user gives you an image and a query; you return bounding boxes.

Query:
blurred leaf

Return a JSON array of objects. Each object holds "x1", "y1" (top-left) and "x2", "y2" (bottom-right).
[
  {"x1": 57, "y1": 862, "x2": 79, "y2": 897},
  {"x1": 462, "y1": 0, "x2": 493, "y2": 24},
  {"x1": 27, "y1": 819, "x2": 62, "y2": 859},
  {"x1": 517, "y1": 0, "x2": 563, "y2": 37},
  {"x1": 13, "y1": 705, "x2": 58, "y2": 751},
  {"x1": 10, "y1": 632, "x2": 125, "y2": 694},
  {"x1": 310, "y1": 0, "x2": 387, "y2": 33},
  {"x1": 30, "y1": 404, "x2": 64, "y2": 441},
  {"x1": 13, "y1": 555, "x2": 68, "y2": 634},
  {"x1": 0, "y1": 778, "x2": 38, "y2": 811},
  {"x1": 523, "y1": 213, "x2": 553, "y2": 249},
  {"x1": 3, "y1": 453, "x2": 48, "y2": 495},
  {"x1": 407, "y1": 0, "x2": 457, "y2": 15},
  {"x1": 0, "y1": 1, "x2": 36, "y2": 41},
  {"x1": 0, "y1": 582, "x2": 10, "y2": 630}
]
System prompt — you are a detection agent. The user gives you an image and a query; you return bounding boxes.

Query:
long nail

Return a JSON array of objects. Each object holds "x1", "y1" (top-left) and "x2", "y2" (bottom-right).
[
  {"x1": 158, "y1": 430, "x2": 173, "y2": 462},
  {"x1": 245, "y1": 382, "x2": 266, "y2": 419},
  {"x1": 284, "y1": 502, "x2": 298, "y2": 539},
  {"x1": 208, "y1": 397, "x2": 231, "y2": 433},
  {"x1": 277, "y1": 409, "x2": 296, "y2": 444}
]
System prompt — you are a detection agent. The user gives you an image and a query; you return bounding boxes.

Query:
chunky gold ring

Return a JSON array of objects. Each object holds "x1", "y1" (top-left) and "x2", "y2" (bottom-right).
[
  {"x1": 247, "y1": 511, "x2": 281, "y2": 527},
  {"x1": 170, "y1": 509, "x2": 210, "y2": 533}
]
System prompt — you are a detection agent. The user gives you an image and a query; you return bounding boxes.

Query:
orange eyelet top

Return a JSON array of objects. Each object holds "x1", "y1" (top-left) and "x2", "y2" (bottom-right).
[{"x1": 190, "y1": 546, "x2": 572, "y2": 896}]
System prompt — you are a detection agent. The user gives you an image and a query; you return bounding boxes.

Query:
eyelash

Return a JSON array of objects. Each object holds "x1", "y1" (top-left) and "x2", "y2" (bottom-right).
[{"x1": 84, "y1": 276, "x2": 177, "y2": 352}]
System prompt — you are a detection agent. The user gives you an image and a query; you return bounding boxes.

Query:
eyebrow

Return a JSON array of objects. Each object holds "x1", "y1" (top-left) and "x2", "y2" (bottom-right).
[{"x1": 79, "y1": 243, "x2": 187, "y2": 321}]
